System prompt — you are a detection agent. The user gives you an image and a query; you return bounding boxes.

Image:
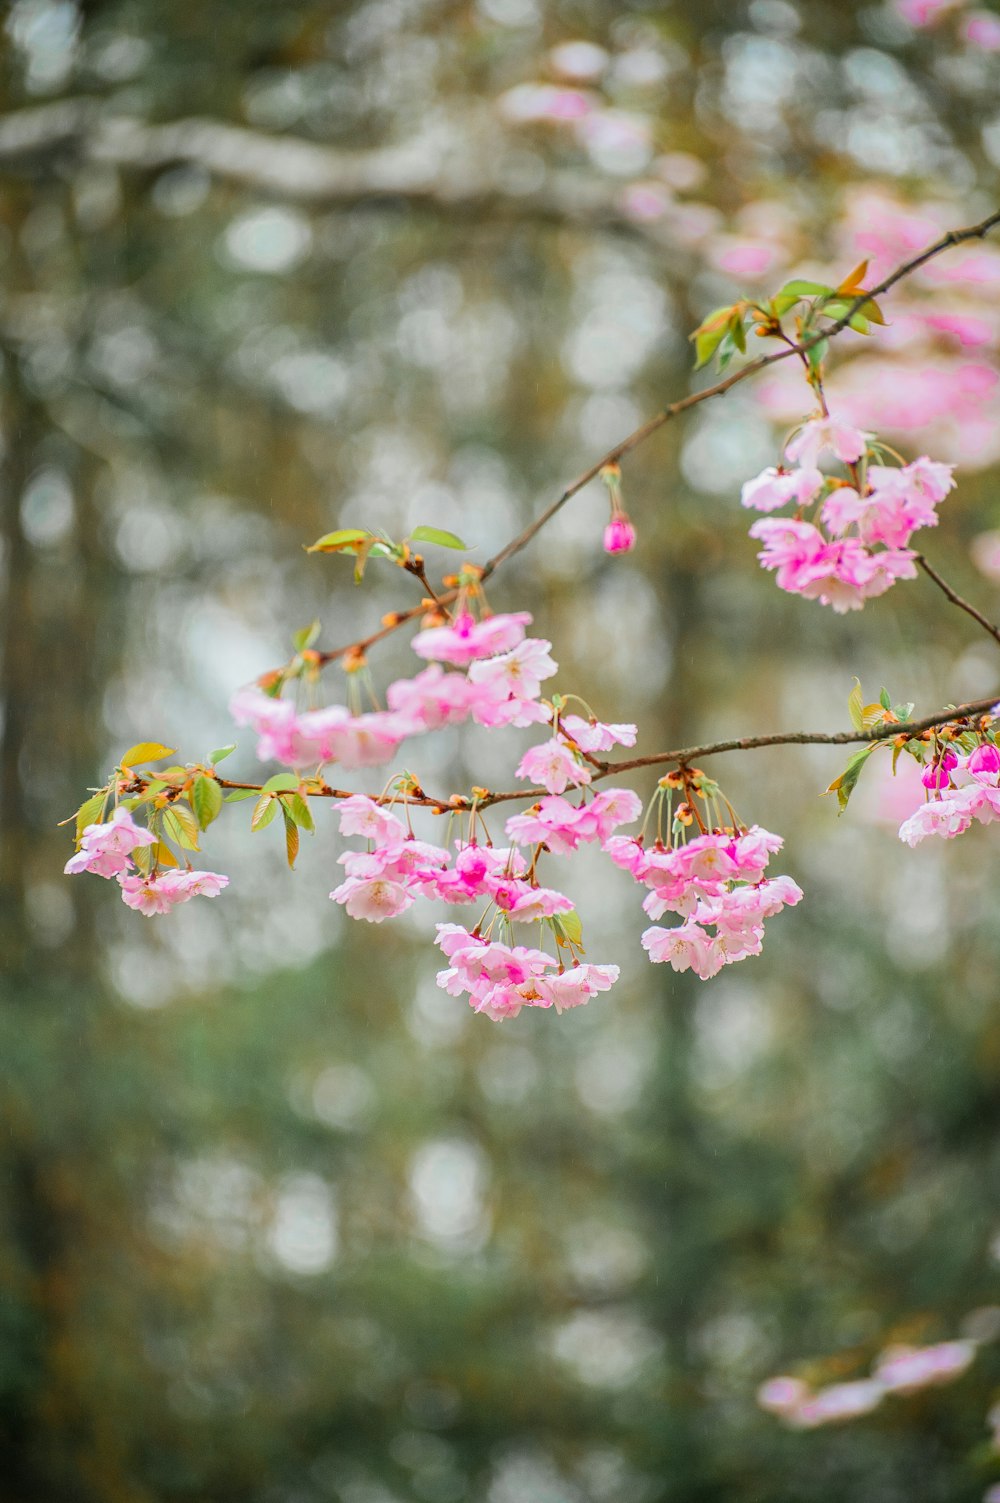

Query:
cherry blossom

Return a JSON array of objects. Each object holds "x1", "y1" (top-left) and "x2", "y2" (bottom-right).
[
  {"x1": 64, "y1": 806, "x2": 155, "y2": 879},
  {"x1": 410, "y1": 610, "x2": 532, "y2": 667},
  {"x1": 603, "y1": 515, "x2": 637, "y2": 554},
  {"x1": 516, "y1": 738, "x2": 592, "y2": 795},
  {"x1": 118, "y1": 869, "x2": 230, "y2": 915}
]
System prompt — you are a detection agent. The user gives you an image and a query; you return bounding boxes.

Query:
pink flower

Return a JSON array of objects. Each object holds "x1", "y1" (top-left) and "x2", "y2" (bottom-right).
[
  {"x1": 922, "y1": 748, "x2": 958, "y2": 789},
  {"x1": 411, "y1": 611, "x2": 532, "y2": 666},
  {"x1": 516, "y1": 738, "x2": 592, "y2": 795},
  {"x1": 963, "y1": 11, "x2": 1000, "y2": 48},
  {"x1": 757, "y1": 1377, "x2": 811, "y2": 1416},
  {"x1": 560, "y1": 715, "x2": 637, "y2": 752},
  {"x1": 584, "y1": 787, "x2": 643, "y2": 841},
  {"x1": 337, "y1": 794, "x2": 408, "y2": 847},
  {"x1": 898, "y1": 794, "x2": 975, "y2": 846},
  {"x1": 117, "y1": 868, "x2": 228, "y2": 914},
  {"x1": 740, "y1": 466, "x2": 824, "y2": 512},
  {"x1": 895, "y1": 0, "x2": 962, "y2": 24},
  {"x1": 603, "y1": 835, "x2": 650, "y2": 878},
  {"x1": 486, "y1": 879, "x2": 575, "y2": 921},
  {"x1": 231, "y1": 687, "x2": 412, "y2": 769},
  {"x1": 641, "y1": 921, "x2": 722, "y2": 978},
  {"x1": 536, "y1": 963, "x2": 619, "y2": 1013},
  {"x1": 329, "y1": 875, "x2": 414, "y2": 921},
  {"x1": 65, "y1": 806, "x2": 156, "y2": 878},
  {"x1": 968, "y1": 743, "x2": 1000, "y2": 781},
  {"x1": 785, "y1": 417, "x2": 871, "y2": 469},
  {"x1": 873, "y1": 1341, "x2": 975, "y2": 1393},
  {"x1": 467, "y1": 637, "x2": 558, "y2": 702},
  {"x1": 603, "y1": 515, "x2": 637, "y2": 554},
  {"x1": 790, "y1": 1380, "x2": 885, "y2": 1429},
  {"x1": 386, "y1": 664, "x2": 472, "y2": 729}
]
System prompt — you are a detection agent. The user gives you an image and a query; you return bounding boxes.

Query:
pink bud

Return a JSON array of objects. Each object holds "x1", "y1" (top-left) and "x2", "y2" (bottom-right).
[
  {"x1": 603, "y1": 515, "x2": 637, "y2": 555},
  {"x1": 968, "y1": 742, "x2": 1000, "y2": 781}
]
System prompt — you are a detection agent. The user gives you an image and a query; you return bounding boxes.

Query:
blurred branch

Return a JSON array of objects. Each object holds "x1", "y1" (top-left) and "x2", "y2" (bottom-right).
[
  {"x1": 916, "y1": 553, "x2": 1000, "y2": 648},
  {"x1": 0, "y1": 97, "x2": 653, "y2": 236}
]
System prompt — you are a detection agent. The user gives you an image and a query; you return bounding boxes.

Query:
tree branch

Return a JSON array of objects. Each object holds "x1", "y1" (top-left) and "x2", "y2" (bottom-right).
[{"x1": 916, "y1": 553, "x2": 1000, "y2": 649}]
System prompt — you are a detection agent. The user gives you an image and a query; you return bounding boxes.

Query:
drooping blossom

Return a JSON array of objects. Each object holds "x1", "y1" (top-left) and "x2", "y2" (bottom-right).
[
  {"x1": 505, "y1": 789, "x2": 642, "y2": 854},
  {"x1": 118, "y1": 869, "x2": 230, "y2": 915},
  {"x1": 411, "y1": 611, "x2": 532, "y2": 667},
  {"x1": 785, "y1": 416, "x2": 871, "y2": 469},
  {"x1": 873, "y1": 1341, "x2": 975, "y2": 1393},
  {"x1": 433, "y1": 924, "x2": 618, "y2": 1021},
  {"x1": 64, "y1": 806, "x2": 156, "y2": 879},
  {"x1": 740, "y1": 465, "x2": 824, "y2": 512},
  {"x1": 559, "y1": 715, "x2": 637, "y2": 753},
  {"x1": 329, "y1": 874, "x2": 415, "y2": 922},
  {"x1": 516, "y1": 738, "x2": 592, "y2": 795},
  {"x1": 231, "y1": 686, "x2": 414, "y2": 769},
  {"x1": 604, "y1": 515, "x2": 637, "y2": 554}
]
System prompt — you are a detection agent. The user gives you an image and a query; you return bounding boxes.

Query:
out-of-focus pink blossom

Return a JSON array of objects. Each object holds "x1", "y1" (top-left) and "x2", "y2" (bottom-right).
[
  {"x1": 894, "y1": 0, "x2": 963, "y2": 27},
  {"x1": 741, "y1": 466, "x2": 824, "y2": 512},
  {"x1": 873, "y1": 1340, "x2": 976, "y2": 1393},
  {"x1": 757, "y1": 1377, "x2": 810, "y2": 1415},
  {"x1": 411, "y1": 611, "x2": 532, "y2": 667},
  {"x1": 963, "y1": 10, "x2": 1000, "y2": 47},
  {"x1": 386, "y1": 664, "x2": 472, "y2": 729},
  {"x1": 790, "y1": 1380, "x2": 885, "y2": 1428},
  {"x1": 708, "y1": 236, "x2": 784, "y2": 282},
  {"x1": 971, "y1": 530, "x2": 1000, "y2": 582},
  {"x1": 785, "y1": 417, "x2": 871, "y2": 469},
  {"x1": 497, "y1": 83, "x2": 596, "y2": 124},
  {"x1": 619, "y1": 182, "x2": 672, "y2": 223}
]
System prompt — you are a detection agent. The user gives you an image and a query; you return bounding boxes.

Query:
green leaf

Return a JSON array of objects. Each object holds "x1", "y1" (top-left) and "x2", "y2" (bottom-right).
[
  {"x1": 408, "y1": 525, "x2": 467, "y2": 551},
  {"x1": 305, "y1": 528, "x2": 369, "y2": 555},
  {"x1": 847, "y1": 678, "x2": 864, "y2": 733},
  {"x1": 224, "y1": 788, "x2": 257, "y2": 803},
  {"x1": 825, "y1": 744, "x2": 877, "y2": 813},
  {"x1": 293, "y1": 620, "x2": 321, "y2": 653},
  {"x1": 729, "y1": 311, "x2": 747, "y2": 354},
  {"x1": 120, "y1": 741, "x2": 177, "y2": 768},
  {"x1": 770, "y1": 292, "x2": 803, "y2": 316},
  {"x1": 879, "y1": 687, "x2": 892, "y2": 711},
  {"x1": 554, "y1": 909, "x2": 584, "y2": 945},
  {"x1": 75, "y1": 792, "x2": 107, "y2": 844},
  {"x1": 778, "y1": 279, "x2": 835, "y2": 297},
  {"x1": 694, "y1": 323, "x2": 729, "y2": 370},
  {"x1": 209, "y1": 744, "x2": 237, "y2": 765},
  {"x1": 847, "y1": 312, "x2": 870, "y2": 335},
  {"x1": 251, "y1": 794, "x2": 279, "y2": 832},
  {"x1": 263, "y1": 773, "x2": 299, "y2": 793},
  {"x1": 353, "y1": 537, "x2": 376, "y2": 583},
  {"x1": 283, "y1": 791, "x2": 314, "y2": 832},
  {"x1": 894, "y1": 702, "x2": 914, "y2": 722},
  {"x1": 282, "y1": 808, "x2": 300, "y2": 869},
  {"x1": 162, "y1": 803, "x2": 200, "y2": 852},
  {"x1": 191, "y1": 774, "x2": 224, "y2": 830},
  {"x1": 805, "y1": 336, "x2": 829, "y2": 375}
]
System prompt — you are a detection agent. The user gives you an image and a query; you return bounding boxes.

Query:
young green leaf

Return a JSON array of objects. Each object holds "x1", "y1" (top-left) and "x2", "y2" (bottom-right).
[
  {"x1": 283, "y1": 791, "x2": 315, "y2": 832},
  {"x1": 879, "y1": 687, "x2": 892, "y2": 711},
  {"x1": 408, "y1": 526, "x2": 467, "y2": 550},
  {"x1": 825, "y1": 744, "x2": 877, "y2": 813},
  {"x1": 305, "y1": 528, "x2": 369, "y2": 555},
  {"x1": 120, "y1": 741, "x2": 177, "y2": 768},
  {"x1": 778, "y1": 279, "x2": 835, "y2": 297},
  {"x1": 292, "y1": 620, "x2": 321, "y2": 653},
  {"x1": 282, "y1": 808, "x2": 300, "y2": 869},
  {"x1": 74, "y1": 792, "x2": 107, "y2": 844},
  {"x1": 162, "y1": 803, "x2": 201, "y2": 851},
  {"x1": 224, "y1": 788, "x2": 258, "y2": 803},
  {"x1": 847, "y1": 678, "x2": 865, "y2": 733},
  {"x1": 263, "y1": 773, "x2": 300, "y2": 793},
  {"x1": 209, "y1": 744, "x2": 237, "y2": 765},
  {"x1": 251, "y1": 794, "x2": 280, "y2": 832},
  {"x1": 191, "y1": 774, "x2": 224, "y2": 830}
]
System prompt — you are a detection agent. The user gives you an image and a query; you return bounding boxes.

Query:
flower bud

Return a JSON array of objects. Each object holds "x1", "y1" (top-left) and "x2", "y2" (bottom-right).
[
  {"x1": 968, "y1": 742, "x2": 1000, "y2": 782},
  {"x1": 603, "y1": 515, "x2": 637, "y2": 554}
]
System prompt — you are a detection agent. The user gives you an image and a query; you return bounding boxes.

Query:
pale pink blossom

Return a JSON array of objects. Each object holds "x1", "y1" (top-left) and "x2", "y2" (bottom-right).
[
  {"x1": 757, "y1": 1377, "x2": 810, "y2": 1415},
  {"x1": 790, "y1": 1380, "x2": 885, "y2": 1429},
  {"x1": 784, "y1": 417, "x2": 871, "y2": 469},
  {"x1": 467, "y1": 637, "x2": 558, "y2": 701},
  {"x1": 65, "y1": 806, "x2": 156, "y2": 878},
  {"x1": 337, "y1": 794, "x2": 408, "y2": 847},
  {"x1": 894, "y1": 0, "x2": 962, "y2": 29},
  {"x1": 536, "y1": 963, "x2": 620, "y2": 1013},
  {"x1": 740, "y1": 465, "x2": 825, "y2": 513},
  {"x1": 329, "y1": 875, "x2": 414, "y2": 921},
  {"x1": 411, "y1": 611, "x2": 532, "y2": 666},
  {"x1": 118, "y1": 868, "x2": 229, "y2": 914},
  {"x1": 641, "y1": 921, "x2": 722, "y2": 978},
  {"x1": 898, "y1": 794, "x2": 976, "y2": 845},
  {"x1": 385, "y1": 664, "x2": 472, "y2": 729},
  {"x1": 963, "y1": 10, "x2": 1000, "y2": 48},
  {"x1": 873, "y1": 1340, "x2": 975, "y2": 1393},
  {"x1": 516, "y1": 738, "x2": 592, "y2": 795},
  {"x1": 560, "y1": 715, "x2": 637, "y2": 752}
]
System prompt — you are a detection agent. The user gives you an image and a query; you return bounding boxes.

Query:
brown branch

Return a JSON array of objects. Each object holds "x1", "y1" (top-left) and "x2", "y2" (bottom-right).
[
  {"x1": 209, "y1": 695, "x2": 1000, "y2": 812},
  {"x1": 309, "y1": 208, "x2": 1000, "y2": 665},
  {"x1": 916, "y1": 553, "x2": 1000, "y2": 649}
]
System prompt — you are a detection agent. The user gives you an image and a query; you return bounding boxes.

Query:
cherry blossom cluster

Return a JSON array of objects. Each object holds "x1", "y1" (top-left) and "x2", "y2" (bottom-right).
[
  {"x1": 758, "y1": 1337, "x2": 976, "y2": 1429},
  {"x1": 65, "y1": 806, "x2": 229, "y2": 915},
  {"x1": 604, "y1": 819, "x2": 803, "y2": 980},
  {"x1": 899, "y1": 736, "x2": 1000, "y2": 846},
  {"x1": 742, "y1": 415, "x2": 955, "y2": 613}
]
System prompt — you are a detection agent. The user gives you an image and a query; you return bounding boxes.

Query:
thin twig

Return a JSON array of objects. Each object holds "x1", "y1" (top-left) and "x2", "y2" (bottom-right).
[
  {"x1": 312, "y1": 208, "x2": 1000, "y2": 661},
  {"x1": 916, "y1": 553, "x2": 1000, "y2": 649}
]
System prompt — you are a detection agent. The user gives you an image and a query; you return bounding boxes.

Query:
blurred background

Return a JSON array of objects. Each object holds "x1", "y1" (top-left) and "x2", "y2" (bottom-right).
[{"x1": 3, "y1": 1, "x2": 1000, "y2": 1499}]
